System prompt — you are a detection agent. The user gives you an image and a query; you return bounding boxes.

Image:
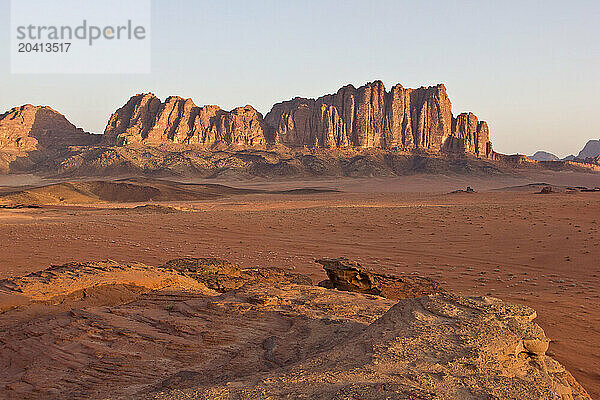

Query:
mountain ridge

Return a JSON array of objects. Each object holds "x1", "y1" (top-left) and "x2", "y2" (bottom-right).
[
  {"x1": 102, "y1": 81, "x2": 494, "y2": 158},
  {"x1": 0, "y1": 81, "x2": 598, "y2": 176}
]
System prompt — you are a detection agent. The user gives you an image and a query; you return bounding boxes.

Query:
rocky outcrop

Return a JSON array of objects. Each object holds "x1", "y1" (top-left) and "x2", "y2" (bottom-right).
[
  {"x1": 448, "y1": 112, "x2": 492, "y2": 157},
  {"x1": 0, "y1": 104, "x2": 99, "y2": 152},
  {"x1": 316, "y1": 257, "x2": 443, "y2": 299},
  {"x1": 197, "y1": 292, "x2": 589, "y2": 400},
  {"x1": 161, "y1": 257, "x2": 312, "y2": 292},
  {"x1": 103, "y1": 94, "x2": 267, "y2": 147},
  {"x1": 0, "y1": 258, "x2": 590, "y2": 399},
  {"x1": 265, "y1": 81, "x2": 493, "y2": 157},
  {"x1": 103, "y1": 81, "x2": 493, "y2": 158}
]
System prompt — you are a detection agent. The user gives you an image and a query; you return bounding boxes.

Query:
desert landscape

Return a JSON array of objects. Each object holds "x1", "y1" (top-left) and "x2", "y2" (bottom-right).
[
  {"x1": 0, "y1": 170, "x2": 599, "y2": 399},
  {"x1": 3, "y1": 0, "x2": 599, "y2": 397},
  {"x1": 0, "y1": 73, "x2": 599, "y2": 399}
]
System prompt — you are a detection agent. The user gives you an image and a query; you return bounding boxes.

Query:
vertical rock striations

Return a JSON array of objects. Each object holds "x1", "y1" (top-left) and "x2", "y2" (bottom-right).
[
  {"x1": 102, "y1": 82, "x2": 493, "y2": 158},
  {"x1": 103, "y1": 94, "x2": 267, "y2": 147},
  {"x1": 265, "y1": 81, "x2": 492, "y2": 157}
]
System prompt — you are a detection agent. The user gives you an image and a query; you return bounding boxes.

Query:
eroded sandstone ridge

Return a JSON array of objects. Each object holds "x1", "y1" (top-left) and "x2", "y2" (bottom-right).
[
  {"x1": 102, "y1": 81, "x2": 493, "y2": 158},
  {"x1": 6, "y1": 81, "x2": 599, "y2": 176},
  {"x1": 266, "y1": 81, "x2": 492, "y2": 158},
  {"x1": 103, "y1": 94, "x2": 267, "y2": 147},
  {"x1": 0, "y1": 257, "x2": 590, "y2": 400}
]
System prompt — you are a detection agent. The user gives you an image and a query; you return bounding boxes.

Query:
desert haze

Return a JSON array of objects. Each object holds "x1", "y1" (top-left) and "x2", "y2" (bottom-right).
[{"x1": 0, "y1": 81, "x2": 599, "y2": 399}]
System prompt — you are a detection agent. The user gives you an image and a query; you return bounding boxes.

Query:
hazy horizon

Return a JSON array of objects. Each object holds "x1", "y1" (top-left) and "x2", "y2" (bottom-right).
[{"x1": 1, "y1": 0, "x2": 598, "y2": 158}]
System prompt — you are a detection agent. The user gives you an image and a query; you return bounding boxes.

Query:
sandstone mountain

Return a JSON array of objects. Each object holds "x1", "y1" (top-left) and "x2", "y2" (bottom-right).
[
  {"x1": 103, "y1": 81, "x2": 493, "y2": 158},
  {"x1": 0, "y1": 104, "x2": 99, "y2": 152},
  {"x1": 3, "y1": 81, "x2": 599, "y2": 176},
  {"x1": 103, "y1": 94, "x2": 267, "y2": 147},
  {"x1": 0, "y1": 257, "x2": 590, "y2": 399},
  {"x1": 0, "y1": 104, "x2": 100, "y2": 172},
  {"x1": 266, "y1": 82, "x2": 492, "y2": 158}
]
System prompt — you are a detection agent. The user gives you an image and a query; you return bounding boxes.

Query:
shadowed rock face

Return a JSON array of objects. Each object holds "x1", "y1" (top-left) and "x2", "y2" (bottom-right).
[
  {"x1": 577, "y1": 140, "x2": 600, "y2": 159},
  {"x1": 316, "y1": 257, "x2": 443, "y2": 299},
  {"x1": 102, "y1": 81, "x2": 493, "y2": 158},
  {"x1": 0, "y1": 258, "x2": 591, "y2": 400}
]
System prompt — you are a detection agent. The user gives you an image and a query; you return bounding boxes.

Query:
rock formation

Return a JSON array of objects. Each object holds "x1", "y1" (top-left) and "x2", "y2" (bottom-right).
[
  {"x1": 0, "y1": 257, "x2": 590, "y2": 399},
  {"x1": 0, "y1": 104, "x2": 99, "y2": 152},
  {"x1": 160, "y1": 257, "x2": 312, "y2": 292},
  {"x1": 14, "y1": 81, "x2": 600, "y2": 176},
  {"x1": 316, "y1": 257, "x2": 443, "y2": 299},
  {"x1": 102, "y1": 81, "x2": 493, "y2": 158},
  {"x1": 103, "y1": 94, "x2": 267, "y2": 147},
  {"x1": 265, "y1": 81, "x2": 493, "y2": 157}
]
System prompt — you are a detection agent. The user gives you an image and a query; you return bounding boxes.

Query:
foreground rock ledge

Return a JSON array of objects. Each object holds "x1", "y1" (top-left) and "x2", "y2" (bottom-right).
[{"x1": 0, "y1": 258, "x2": 591, "y2": 400}]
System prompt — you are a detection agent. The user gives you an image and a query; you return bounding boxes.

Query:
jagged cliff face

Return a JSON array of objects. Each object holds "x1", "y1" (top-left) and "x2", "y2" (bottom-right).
[
  {"x1": 448, "y1": 112, "x2": 492, "y2": 157},
  {"x1": 103, "y1": 94, "x2": 267, "y2": 147},
  {"x1": 103, "y1": 81, "x2": 493, "y2": 158},
  {"x1": 0, "y1": 105, "x2": 98, "y2": 152},
  {"x1": 265, "y1": 81, "x2": 492, "y2": 157}
]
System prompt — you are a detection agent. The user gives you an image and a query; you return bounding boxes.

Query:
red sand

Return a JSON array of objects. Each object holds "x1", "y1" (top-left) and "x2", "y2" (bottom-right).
[{"x1": 1, "y1": 174, "x2": 599, "y2": 396}]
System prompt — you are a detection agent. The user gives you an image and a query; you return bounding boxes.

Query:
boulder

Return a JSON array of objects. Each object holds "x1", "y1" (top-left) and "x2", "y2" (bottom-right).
[{"x1": 316, "y1": 257, "x2": 443, "y2": 299}]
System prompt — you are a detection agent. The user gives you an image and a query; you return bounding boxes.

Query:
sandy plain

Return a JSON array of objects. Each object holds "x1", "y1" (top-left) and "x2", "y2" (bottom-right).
[{"x1": 0, "y1": 171, "x2": 599, "y2": 397}]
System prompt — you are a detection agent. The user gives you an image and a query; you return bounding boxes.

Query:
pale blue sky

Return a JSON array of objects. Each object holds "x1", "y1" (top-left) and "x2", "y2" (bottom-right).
[{"x1": 1, "y1": 0, "x2": 598, "y2": 157}]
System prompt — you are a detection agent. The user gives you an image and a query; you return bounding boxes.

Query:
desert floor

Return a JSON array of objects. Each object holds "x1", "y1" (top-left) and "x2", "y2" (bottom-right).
[{"x1": 1, "y1": 171, "x2": 599, "y2": 397}]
